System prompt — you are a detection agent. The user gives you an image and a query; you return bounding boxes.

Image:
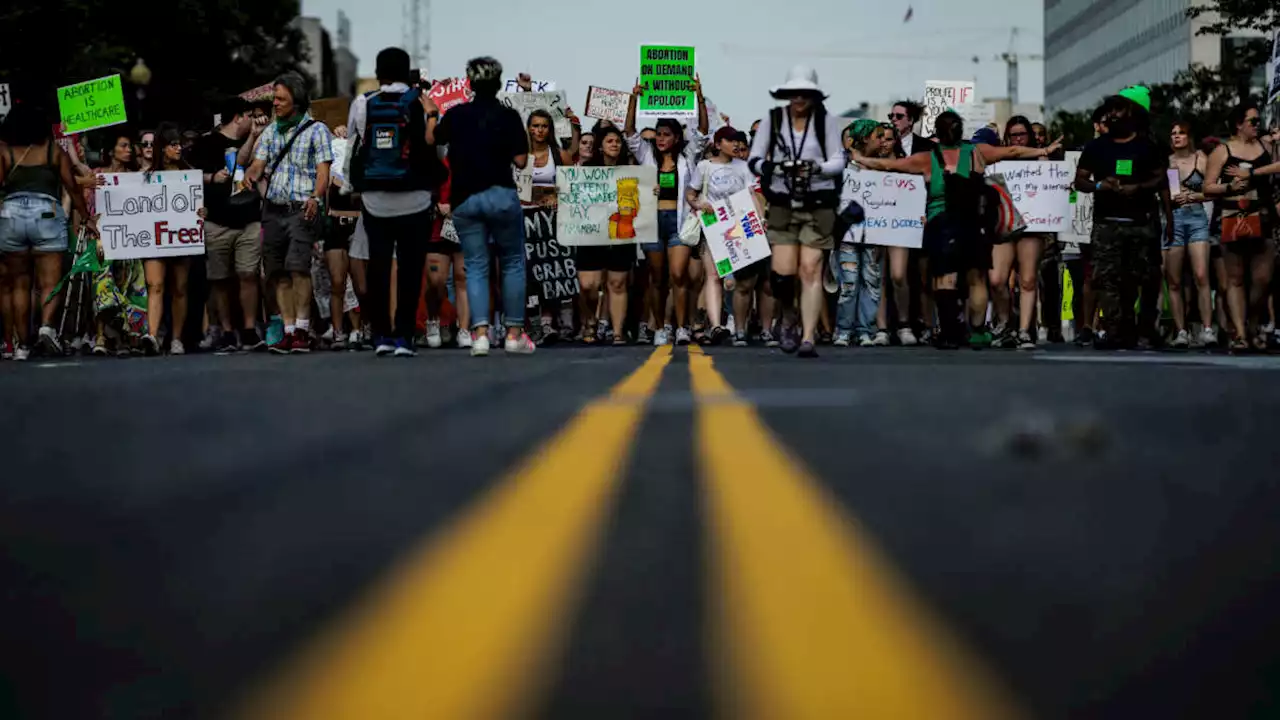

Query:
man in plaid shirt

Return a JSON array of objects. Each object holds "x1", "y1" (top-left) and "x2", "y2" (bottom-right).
[{"x1": 245, "y1": 72, "x2": 334, "y2": 353}]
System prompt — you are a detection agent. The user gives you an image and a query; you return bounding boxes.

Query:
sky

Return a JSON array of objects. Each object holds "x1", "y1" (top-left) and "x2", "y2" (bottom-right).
[{"x1": 300, "y1": 0, "x2": 1045, "y2": 124}]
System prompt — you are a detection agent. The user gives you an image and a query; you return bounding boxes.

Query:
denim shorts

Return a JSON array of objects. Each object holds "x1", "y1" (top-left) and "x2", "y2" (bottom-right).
[
  {"x1": 0, "y1": 193, "x2": 68, "y2": 254},
  {"x1": 1164, "y1": 205, "x2": 1210, "y2": 249},
  {"x1": 642, "y1": 209, "x2": 684, "y2": 254}
]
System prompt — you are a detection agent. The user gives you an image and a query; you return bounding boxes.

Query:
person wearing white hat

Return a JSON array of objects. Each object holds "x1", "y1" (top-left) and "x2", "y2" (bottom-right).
[{"x1": 747, "y1": 65, "x2": 845, "y2": 358}]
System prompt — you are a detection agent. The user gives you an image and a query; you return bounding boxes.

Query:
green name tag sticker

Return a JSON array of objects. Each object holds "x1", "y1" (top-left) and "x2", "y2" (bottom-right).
[
  {"x1": 659, "y1": 173, "x2": 676, "y2": 188},
  {"x1": 716, "y1": 258, "x2": 733, "y2": 276},
  {"x1": 1069, "y1": 189, "x2": 1078, "y2": 204},
  {"x1": 701, "y1": 211, "x2": 716, "y2": 226},
  {"x1": 1115, "y1": 159, "x2": 1133, "y2": 176}
]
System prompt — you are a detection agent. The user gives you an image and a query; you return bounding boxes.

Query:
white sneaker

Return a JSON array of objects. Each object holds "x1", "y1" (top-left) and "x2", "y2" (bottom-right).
[
  {"x1": 348, "y1": 329, "x2": 363, "y2": 350},
  {"x1": 198, "y1": 327, "x2": 220, "y2": 351},
  {"x1": 1172, "y1": 329, "x2": 1190, "y2": 349},
  {"x1": 14, "y1": 345, "x2": 31, "y2": 361},
  {"x1": 471, "y1": 333, "x2": 490, "y2": 357},
  {"x1": 654, "y1": 326, "x2": 672, "y2": 346},
  {"x1": 872, "y1": 330, "x2": 891, "y2": 347},
  {"x1": 675, "y1": 326, "x2": 692, "y2": 346},
  {"x1": 37, "y1": 325, "x2": 62, "y2": 356},
  {"x1": 858, "y1": 334, "x2": 876, "y2": 347},
  {"x1": 426, "y1": 320, "x2": 443, "y2": 349},
  {"x1": 1201, "y1": 327, "x2": 1218, "y2": 347},
  {"x1": 504, "y1": 332, "x2": 536, "y2": 354},
  {"x1": 456, "y1": 328, "x2": 473, "y2": 349},
  {"x1": 897, "y1": 327, "x2": 918, "y2": 346},
  {"x1": 169, "y1": 339, "x2": 186, "y2": 356},
  {"x1": 833, "y1": 331, "x2": 851, "y2": 347}
]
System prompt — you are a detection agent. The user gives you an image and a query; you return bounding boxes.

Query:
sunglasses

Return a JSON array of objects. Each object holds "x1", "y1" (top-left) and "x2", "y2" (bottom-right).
[
  {"x1": 1008, "y1": 131, "x2": 1030, "y2": 138},
  {"x1": 1247, "y1": 117, "x2": 1261, "y2": 126},
  {"x1": 139, "y1": 141, "x2": 153, "y2": 147},
  {"x1": 888, "y1": 113, "x2": 908, "y2": 121}
]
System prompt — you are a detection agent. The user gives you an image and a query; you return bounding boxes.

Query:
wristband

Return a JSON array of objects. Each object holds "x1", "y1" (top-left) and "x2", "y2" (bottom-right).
[{"x1": 1095, "y1": 181, "x2": 1103, "y2": 192}]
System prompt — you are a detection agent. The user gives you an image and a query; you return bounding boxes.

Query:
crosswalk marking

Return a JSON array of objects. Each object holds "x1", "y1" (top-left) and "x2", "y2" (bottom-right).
[
  {"x1": 235, "y1": 347, "x2": 673, "y2": 720},
  {"x1": 689, "y1": 345, "x2": 1021, "y2": 719}
]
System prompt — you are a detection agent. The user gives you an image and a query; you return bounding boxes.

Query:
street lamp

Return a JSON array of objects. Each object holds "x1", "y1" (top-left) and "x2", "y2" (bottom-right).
[{"x1": 129, "y1": 58, "x2": 151, "y2": 126}]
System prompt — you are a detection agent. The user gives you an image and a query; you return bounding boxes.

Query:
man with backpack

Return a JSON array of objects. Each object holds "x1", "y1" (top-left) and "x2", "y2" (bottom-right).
[
  {"x1": 747, "y1": 66, "x2": 846, "y2": 358},
  {"x1": 346, "y1": 47, "x2": 445, "y2": 357}
]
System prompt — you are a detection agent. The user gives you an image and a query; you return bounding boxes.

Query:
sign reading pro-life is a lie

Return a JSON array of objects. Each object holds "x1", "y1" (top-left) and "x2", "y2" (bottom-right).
[{"x1": 96, "y1": 172, "x2": 205, "y2": 261}]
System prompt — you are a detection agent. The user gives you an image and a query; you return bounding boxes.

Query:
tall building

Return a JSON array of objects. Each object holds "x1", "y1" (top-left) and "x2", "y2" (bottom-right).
[
  {"x1": 333, "y1": 11, "x2": 359, "y2": 98},
  {"x1": 1045, "y1": 0, "x2": 1267, "y2": 113}
]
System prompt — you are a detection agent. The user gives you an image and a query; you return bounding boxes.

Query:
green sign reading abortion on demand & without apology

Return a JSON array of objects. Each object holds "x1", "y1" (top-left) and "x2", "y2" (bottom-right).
[{"x1": 638, "y1": 45, "x2": 696, "y2": 121}]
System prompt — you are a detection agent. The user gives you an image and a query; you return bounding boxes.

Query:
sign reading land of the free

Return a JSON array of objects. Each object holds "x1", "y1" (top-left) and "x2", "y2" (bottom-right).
[
  {"x1": 58, "y1": 74, "x2": 127, "y2": 135},
  {"x1": 638, "y1": 45, "x2": 696, "y2": 121}
]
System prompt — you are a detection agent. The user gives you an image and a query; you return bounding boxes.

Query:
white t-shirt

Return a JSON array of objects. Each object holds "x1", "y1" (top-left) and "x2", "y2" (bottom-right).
[
  {"x1": 346, "y1": 82, "x2": 433, "y2": 218},
  {"x1": 689, "y1": 158, "x2": 756, "y2": 203}
]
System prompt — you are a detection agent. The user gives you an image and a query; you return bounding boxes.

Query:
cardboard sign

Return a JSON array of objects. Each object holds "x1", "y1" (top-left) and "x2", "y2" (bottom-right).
[
  {"x1": 57, "y1": 74, "x2": 127, "y2": 135},
  {"x1": 505, "y1": 78, "x2": 556, "y2": 93},
  {"x1": 515, "y1": 166, "x2": 533, "y2": 204},
  {"x1": 922, "y1": 80, "x2": 974, "y2": 137},
  {"x1": 839, "y1": 168, "x2": 926, "y2": 249},
  {"x1": 1060, "y1": 151, "x2": 1092, "y2": 244},
  {"x1": 700, "y1": 189, "x2": 771, "y2": 277},
  {"x1": 984, "y1": 161, "x2": 1074, "y2": 232},
  {"x1": 310, "y1": 97, "x2": 351, "y2": 133},
  {"x1": 524, "y1": 206, "x2": 578, "y2": 301},
  {"x1": 498, "y1": 91, "x2": 572, "y2": 139},
  {"x1": 585, "y1": 86, "x2": 630, "y2": 127},
  {"x1": 428, "y1": 78, "x2": 472, "y2": 114},
  {"x1": 95, "y1": 171, "x2": 205, "y2": 260},
  {"x1": 638, "y1": 44, "x2": 696, "y2": 121},
  {"x1": 556, "y1": 165, "x2": 658, "y2": 246}
]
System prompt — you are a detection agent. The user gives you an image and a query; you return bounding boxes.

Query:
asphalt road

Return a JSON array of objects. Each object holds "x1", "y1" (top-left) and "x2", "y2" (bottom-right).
[{"x1": 2, "y1": 344, "x2": 1279, "y2": 719}]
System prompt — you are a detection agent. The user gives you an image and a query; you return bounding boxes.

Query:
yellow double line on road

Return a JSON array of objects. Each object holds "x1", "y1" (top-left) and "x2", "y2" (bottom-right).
[{"x1": 238, "y1": 346, "x2": 1019, "y2": 720}]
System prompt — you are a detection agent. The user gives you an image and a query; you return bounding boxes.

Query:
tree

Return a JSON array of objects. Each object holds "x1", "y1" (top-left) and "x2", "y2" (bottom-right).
[
  {"x1": 0, "y1": 0, "x2": 309, "y2": 134},
  {"x1": 1048, "y1": 109, "x2": 1096, "y2": 150},
  {"x1": 1187, "y1": 0, "x2": 1280, "y2": 37}
]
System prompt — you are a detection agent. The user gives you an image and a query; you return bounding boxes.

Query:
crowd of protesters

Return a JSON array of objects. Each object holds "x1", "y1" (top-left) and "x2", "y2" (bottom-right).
[{"x1": 1, "y1": 49, "x2": 1278, "y2": 362}]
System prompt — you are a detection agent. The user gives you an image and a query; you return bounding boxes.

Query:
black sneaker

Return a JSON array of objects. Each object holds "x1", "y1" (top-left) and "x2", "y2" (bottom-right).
[
  {"x1": 214, "y1": 334, "x2": 240, "y2": 355},
  {"x1": 1075, "y1": 327, "x2": 1095, "y2": 346},
  {"x1": 708, "y1": 326, "x2": 731, "y2": 346},
  {"x1": 240, "y1": 328, "x2": 266, "y2": 352},
  {"x1": 797, "y1": 340, "x2": 819, "y2": 358},
  {"x1": 733, "y1": 330, "x2": 749, "y2": 347}
]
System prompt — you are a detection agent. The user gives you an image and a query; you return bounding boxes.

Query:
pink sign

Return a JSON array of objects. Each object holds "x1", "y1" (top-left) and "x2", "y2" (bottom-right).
[{"x1": 428, "y1": 78, "x2": 472, "y2": 114}]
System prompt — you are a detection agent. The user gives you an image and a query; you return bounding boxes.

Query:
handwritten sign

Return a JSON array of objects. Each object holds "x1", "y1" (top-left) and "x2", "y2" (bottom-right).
[
  {"x1": 57, "y1": 74, "x2": 127, "y2": 135},
  {"x1": 585, "y1": 86, "x2": 630, "y2": 127},
  {"x1": 240, "y1": 83, "x2": 275, "y2": 102},
  {"x1": 498, "y1": 90, "x2": 572, "y2": 139},
  {"x1": 0, "y1": 83, "x2": 10, "y2": 122},
  {"x1": 701, "y1": 189, "x2": 771, "y2": 277},
  {"x1": 556, "y1": 165, "x2": 658, "y2": 246},
  {"x1": 839, "y1": 168, "x2": 926, "y2": 249},
  {"x1": 922, "y1": 80, "x2": 974, "y2": 137},
  {"x1": 515, "y1": 166, "x2": 533, "y2": 204},
  {"x1": 95, "y1": 171, "x2": 205, "y2": 260},
  {"x1": 638, "y1": 44, "x2": 696, "y2": 121},
  {"x1": 985, "y1": 161, "x2": 1074, "y2": 232},
  {"x1": 428, "y1": 78, "x2": 472, "y2": 114},
  {"x1": 504, "y1": 78, "x2": 556, "y2": 93},
  {"x1": 524, "y1": 206, "x2": 578, "y2": 301},
  {"x1": 1060, "y1": 151, "x2": 1092, "y2": 244}
]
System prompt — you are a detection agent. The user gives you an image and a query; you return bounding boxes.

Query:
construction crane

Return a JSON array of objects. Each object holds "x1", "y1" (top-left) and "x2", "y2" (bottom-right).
[
  {"x1": 402, "y1": 0, "x2": 431, "y2": 72},
  {"x1": 720, "y1": 27, "x2": 1043, "y2": 104}
]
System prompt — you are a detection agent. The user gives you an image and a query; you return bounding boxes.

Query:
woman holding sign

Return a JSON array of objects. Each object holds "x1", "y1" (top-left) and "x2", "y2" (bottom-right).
[
  {"x1": 137, "y1": 124, "x2": 194, "y2": 356},
  {"x1": 625, "y1": 76, "x2": 709, "y2": 347},
  {"x1": 988, "y1": 115, "x2": 1048, "y2": 350},
  {"x1": 0, "y1": 102, "x2": 95, "y2": 360},
  {"x1": 577, "y1": 126, "x2": 637, "y2": 345}
]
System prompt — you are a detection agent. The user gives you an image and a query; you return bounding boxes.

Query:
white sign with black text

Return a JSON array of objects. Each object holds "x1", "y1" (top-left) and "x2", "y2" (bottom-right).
[{"x1": 95, "y1": 171, "x2": 205, "y2": 260}]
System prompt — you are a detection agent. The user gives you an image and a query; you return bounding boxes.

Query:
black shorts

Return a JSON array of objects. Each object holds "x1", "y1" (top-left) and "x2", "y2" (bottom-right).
[
  {"x1": 924, "y1": 216, "x2": 990, "y2": 278},
  {"x1": 731, "y1": 257, "x2": 769, "y2": 282},
  {"x1": 424, "y1": 240, "x2": 459, "y2": 256},
  {"x1": 324, "y1": 215, "x2": 357, "y2": 253},
  {"x1": 576, "y1": 245, "x2": 635, "y2": 273}
]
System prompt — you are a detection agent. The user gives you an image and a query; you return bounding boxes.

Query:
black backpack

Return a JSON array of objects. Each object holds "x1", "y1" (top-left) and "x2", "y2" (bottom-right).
[{"x1": 932, "y1": 143, "x2": 994, "y2": 242}]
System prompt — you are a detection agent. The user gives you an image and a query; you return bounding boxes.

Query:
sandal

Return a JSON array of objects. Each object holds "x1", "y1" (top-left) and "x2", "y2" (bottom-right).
[
  {"x1": 612, "y1": 334, "x2": 628, "y2": 346},
  {"x1": 582, "y1": 322, "x2": 598, "y2": 344}
]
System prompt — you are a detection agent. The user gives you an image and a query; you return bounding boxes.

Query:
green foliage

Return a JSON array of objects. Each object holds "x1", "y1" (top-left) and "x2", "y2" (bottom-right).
[
  {"x1": 1048, "y1": 109, "x2": 1096, "y2": 150},
  {"x1": 0, "y1": 0, "x2": 310, "y2": 131},
  {"x1": 1187, "y1": 0, "x2": 1280, "y2": 36}
]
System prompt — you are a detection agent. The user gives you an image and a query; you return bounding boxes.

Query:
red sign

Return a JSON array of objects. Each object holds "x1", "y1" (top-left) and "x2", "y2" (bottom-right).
[{"x1": 428, "y1": 78, "x2": 472, "y2": 114}]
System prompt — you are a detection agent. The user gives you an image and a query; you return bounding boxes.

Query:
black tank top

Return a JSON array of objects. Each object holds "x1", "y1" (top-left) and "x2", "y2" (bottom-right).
[{"x1": 657, "y1": 166, "x2": 679, "y2": 202}]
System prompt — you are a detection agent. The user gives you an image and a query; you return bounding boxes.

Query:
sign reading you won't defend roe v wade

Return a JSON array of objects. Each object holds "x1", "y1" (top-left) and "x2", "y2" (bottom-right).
[
  {"x1": 638, "y1": 45, "x2": 696, "y2": 122},
  {"x1": 95, "y1": 172, "x2": 205, "y2": 261},
  {"x1": 58, "y1": 74, "x2": 127, "y2": 134}
]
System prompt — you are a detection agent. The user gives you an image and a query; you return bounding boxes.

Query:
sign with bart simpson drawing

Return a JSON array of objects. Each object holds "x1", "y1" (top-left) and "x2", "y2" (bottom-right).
[{"x1": 555, "y1": 165, "x2": 658, "y2": 246}]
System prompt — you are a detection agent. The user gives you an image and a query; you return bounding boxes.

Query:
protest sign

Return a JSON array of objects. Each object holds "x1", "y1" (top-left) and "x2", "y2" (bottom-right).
[
  {"x1": 1060, "y1": 151, "x2": 1093, "y2": 244},
  {"x1": 240, "y1": 83, "x2": 275, "y2": 102},
  {"x1": 638, "y1": 44, "x2": 696, "y2": 121},
  {"x1": 700, "y1": 190, "x2": 771, "y2": 278},
  {"x1": 585, "y1": 86, "x2": 630, "y2": 127},
  {"x1": 504, "y1": 78, "x2": 556, "y2": 93},
  {"x1": 985, "y1": 161, "x2": 1074, "y2": 232},
  {"x1": 515, "y1": 166, "x2": 534, "y2": 204},
  {"x1": 331, "y1": 139, "x2": 350, "y2": 184},
  {"x1": 922, "y1": 80, "x2": 974, "y2": 137},
  {"x1": 556, "y1": 165, "x2": 658, "y2": 246},
  {"x1": 839, "y1": 168, "x2": 926, "y2": 249},
  {"x1": 963, "y1": 102, "x2": 996, "y2": 131},
  {"x1": 1270, "y1": 29, "x2": 1280, "y2": 105},
  {"x1": 57, "y1": 74, "x2": 127, "y2": 135},
  {"x1": 0, "y1": 83, "x2": 10, "y2": 122},
  {"x1": 310, "y1": 97, "x2": 350, "y2": 133},
  {"x1": 428, "y1": 78, "x2": 472, "y2": 114},
  {"x1": 524, "y1": 206, "x2": 578, "y2": 301},
  {"x1": 497, "y1": 90, "x2": 572, "y2": 139},
  {"x1": 95, "y1": 171, "x2": 205, "y2": 261}
]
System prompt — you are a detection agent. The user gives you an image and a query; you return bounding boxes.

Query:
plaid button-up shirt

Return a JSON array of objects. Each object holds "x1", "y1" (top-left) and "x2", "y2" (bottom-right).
[{"x1": 254, "y1": 113, "x2": 335, "y2": 204}]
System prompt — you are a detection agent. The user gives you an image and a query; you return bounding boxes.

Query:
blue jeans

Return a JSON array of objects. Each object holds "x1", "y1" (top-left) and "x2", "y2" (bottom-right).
[
  {"x1": 453, "y1": 187, "x2": 526, "y2": 330},
  {"x1": 642, "y1": 209, "x2": 683, "y2": 254},
  {"x1": 1164, "y1": 204, "x2": 1210, "y2": 249},
  {"x1": 0, "y1": 193, "x2": 67, "y2": 254},
  {"x1": 835, "y1": 243, "x2": 881, "y2": 335}
]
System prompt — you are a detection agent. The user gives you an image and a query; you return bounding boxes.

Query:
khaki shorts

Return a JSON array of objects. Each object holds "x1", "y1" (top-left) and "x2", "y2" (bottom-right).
[
  {"x1": 767, "y1": 206, "x2": 836, "y2": 251},
  {"x1": 205, "y1": 220, "x2": 262, "y2": 280}
]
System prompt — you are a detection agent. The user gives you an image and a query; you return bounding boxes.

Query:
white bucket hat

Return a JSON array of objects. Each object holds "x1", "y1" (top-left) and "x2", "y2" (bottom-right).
[{"x1": 770, "y1": 65, "x2": 828, "y2": 100}]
